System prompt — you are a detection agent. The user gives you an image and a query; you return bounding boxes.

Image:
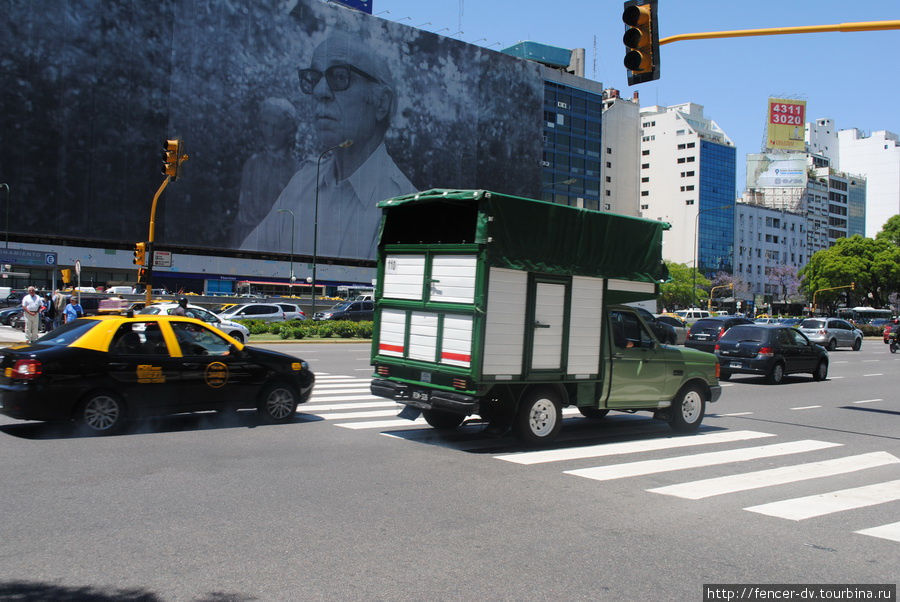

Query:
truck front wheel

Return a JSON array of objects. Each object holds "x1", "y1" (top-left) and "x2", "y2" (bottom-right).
[
  {"x1": 422, "y1": 409, "x2": 465, "y2": 430},
  {"x1": 514, "y1": 387, "x2": 563, "y2": 445},
  {"x1": 669, "y1": 384, "x2": 705, "y2": 433}
]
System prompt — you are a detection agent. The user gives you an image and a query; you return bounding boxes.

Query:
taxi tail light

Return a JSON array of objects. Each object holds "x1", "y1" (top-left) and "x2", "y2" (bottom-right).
[
  {"x1": 12, "y1": 359, "x2": 42, "y2": 380},
  {"x1": 757, "y1": 346, "x2": 774, "y2": 358},
  {"x1": 376, "y1": 365, "x2": 390, "y2": 376}
]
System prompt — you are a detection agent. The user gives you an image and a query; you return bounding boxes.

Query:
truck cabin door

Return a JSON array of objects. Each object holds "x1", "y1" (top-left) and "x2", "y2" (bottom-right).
[{"x1": 606, "y1": 309, "x2": 669, "y2": 406}]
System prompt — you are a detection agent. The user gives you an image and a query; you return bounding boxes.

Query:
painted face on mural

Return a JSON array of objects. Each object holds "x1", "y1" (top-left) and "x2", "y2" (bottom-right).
[{"x1": 300, "y1": 33, "x2": 393, "y2": 151}]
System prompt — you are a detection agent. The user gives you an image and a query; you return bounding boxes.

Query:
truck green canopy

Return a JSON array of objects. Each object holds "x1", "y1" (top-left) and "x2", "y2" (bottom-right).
[{"x1": 377, "y1": 189, "x2": 670, "y2": 284}]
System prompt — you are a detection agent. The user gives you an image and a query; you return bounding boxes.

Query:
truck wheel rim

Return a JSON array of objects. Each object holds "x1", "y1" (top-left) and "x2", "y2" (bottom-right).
[
  {"x1": 266, "y1": 388, "x2": 295, "y2": 419},
  {"x1": 84, "y1": 396, "x2": 120, "y2": 431},
  {"x1": 529, "y1": 399, "x2": 556, "y2": 437},
  {"x1": 681, "y1": 390, "x2": 701, "y2": 423}
]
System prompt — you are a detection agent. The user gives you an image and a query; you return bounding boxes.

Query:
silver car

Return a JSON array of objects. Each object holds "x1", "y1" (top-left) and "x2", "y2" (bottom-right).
[
  {"x1": 218, "y1": 303, "x2": 286, "y2": 323},
  {"x1": 799, "y1": 317, "x2": 863, "y2": 351},
  {"x1": 275, "y1": 302, "x2": 307, "y2": 321},
  {"x1": 139, "y1": 303, "x2": 251, "y2": 343}
]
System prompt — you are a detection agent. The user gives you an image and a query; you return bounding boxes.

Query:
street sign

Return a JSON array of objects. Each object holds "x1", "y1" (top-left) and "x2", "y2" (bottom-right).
[
  {"x1": 0, "y1": 248, "x2": 58, "y2": 267},
  {"x1": 153, "y1": 250, "x2": 172, "y2": 268},
  {"x1": 74, "y1": 259, "x2": 81, "y2": 276}
]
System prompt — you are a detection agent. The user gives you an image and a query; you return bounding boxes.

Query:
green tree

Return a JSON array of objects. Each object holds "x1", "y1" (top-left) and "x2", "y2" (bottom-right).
[
  {"x1": 800, "y1": 235, "x2": 900, "y2": 311},
  {"x1": 658, "y1": 261, "x2": 710, "y2": 311},
  {"x1": 875, "y1": 214, "x2": 900, "y2": 247}
]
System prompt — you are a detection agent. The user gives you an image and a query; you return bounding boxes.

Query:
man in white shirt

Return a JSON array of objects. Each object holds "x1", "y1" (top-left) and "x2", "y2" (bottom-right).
[
  {"x1": 241, "y1": 30, "x2": 415, "y2": 260},
  {"x1": 21, "y1": 286, "x2": 44, "y2": 343}
]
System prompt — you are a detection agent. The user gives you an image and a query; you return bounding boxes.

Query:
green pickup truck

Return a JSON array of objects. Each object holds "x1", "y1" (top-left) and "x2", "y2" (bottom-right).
[{"x1": 369, "y1": 189, "x2": 722, "y2": 445}]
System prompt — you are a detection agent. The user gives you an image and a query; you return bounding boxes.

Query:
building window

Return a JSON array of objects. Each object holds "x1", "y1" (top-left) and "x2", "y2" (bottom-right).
[
  {"x1": 606, "y1": 161, "x2": 612, "y2": 168},
  {"x1": 641, "y1": 163, "x2": 650, "y2": 169},
  {"x1": 605, "y1": 190, "x2": 611, "y2": 196},
  {"x1": 686, "y1": 142, "x2": 695, "y2": 148},
  {"x1": 604, "y1": 203, "x2": 611, "y2": 210},
  {"x1": 641, "y1": 191, "x2": 649, "y2": 196},
  {"x1": 686, "y1": 156, "x2": 695, "y2": 162},
  {"x1": 685, "y1": 200, "x2": 694, "y2": 205},
  {"x1": 641, "y1": 176, "x2": 650, "y2": 182},
  {"x1": 605, "y1": 176, "x2": 611, "y2": 183},
  {"x1": 641, "y1": 149, "x2": 650, "y2": 155},
  {"x1": 641, "y1": 204, "x2": 649, "y2": 210},
  {"x1": 606, "y1": 147, "x2": 612, "y2": 154}
]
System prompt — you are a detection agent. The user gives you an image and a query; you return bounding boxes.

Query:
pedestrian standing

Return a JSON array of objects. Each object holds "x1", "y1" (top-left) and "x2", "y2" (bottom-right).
[
  {"x1": 21, "y1": 286, "x2": 44, "y2": 343},
  {"x1": 63, "y1": 296, "x2": 82, "y2": 324},
  {"x1": 51, "y1": 289, "x2": 66, "y2": 329}
]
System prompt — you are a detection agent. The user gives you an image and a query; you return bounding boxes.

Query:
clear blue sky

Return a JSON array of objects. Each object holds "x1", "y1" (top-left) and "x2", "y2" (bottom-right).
[{"x1": 368, "y1": 0, "x2": 898, "y2": 193}]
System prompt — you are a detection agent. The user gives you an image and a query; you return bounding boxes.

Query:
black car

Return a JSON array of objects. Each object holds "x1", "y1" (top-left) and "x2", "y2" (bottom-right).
[
  {"x1": 685, "y1": 316, "x2": 754, "y2": 354},
  {"x1": 0, "y1": 305, "x2": 23, "y2": 325},
  {"x1": 715, "y1": 324, "x2": 828, "y2": 384},
  {"x1": 0, "y1": 315, "x2": 315, "y2": 434},
  {"x1": 313, "y1": 300, "x2": 374, "y2": 321},
  {"x1": 632, "y1": 306, "x2": 677, "y2": 345}
]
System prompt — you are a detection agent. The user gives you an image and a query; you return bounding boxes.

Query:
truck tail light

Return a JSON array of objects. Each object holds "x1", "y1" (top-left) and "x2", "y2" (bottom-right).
[
  {"x1": 12, "y1": 359, "x2": 42, "y2": 380},
  {"x1": 452, "y1": 377, "x2": 469, "y2": 390},
  {"x1": 376, "y1": 365, "x2": 390, "y2": 376},
  {"x1": 757, "y1": 347, "x2": 774, "y2": 358},
  {"x1": 715, "y1": 363, "x2": 720, "y2": 378}
]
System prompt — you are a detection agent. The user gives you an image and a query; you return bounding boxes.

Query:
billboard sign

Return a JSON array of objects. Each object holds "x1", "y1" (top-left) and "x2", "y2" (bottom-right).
[
  {"x1": 747, "y1": 153, "x2": 808, "y2": 188},
  {"x1": 766, "y1": 98, "x2": 807, "y2": 151},
  {"x1": 0, "y1": 0, "x2": 543, "y2": 263},
  {"x1": 331, "y1": 0, "x2": 373, "y2": 14}
]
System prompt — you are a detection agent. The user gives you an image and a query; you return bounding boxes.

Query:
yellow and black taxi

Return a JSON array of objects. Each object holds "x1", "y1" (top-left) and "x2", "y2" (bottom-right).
[{"x1": 0, "y1": 315, "x2": 314, "y2": 434}]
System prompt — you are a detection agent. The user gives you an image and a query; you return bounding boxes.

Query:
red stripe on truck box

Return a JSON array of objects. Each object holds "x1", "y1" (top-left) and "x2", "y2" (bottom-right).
[
  {"x1": 379, "y1": 343, "x2": 404, "y2": 354},
  {"x1": 441, "y1": 351, "x2": 471, "y2": 363}
]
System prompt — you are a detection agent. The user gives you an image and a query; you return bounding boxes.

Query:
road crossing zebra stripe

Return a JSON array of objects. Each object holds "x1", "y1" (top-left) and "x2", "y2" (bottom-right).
[
  {"x1": 336, "y1": 417, "x2": 428, "y2": 429},
  {"x1": 647, "y1": 452, "x2": 900, "y2": 500},
  {"x1": 310, "y1": 388, "x2": 376, "y2": 396},
  {"x1": 564, "y1": 440, "x2": 842, "y2": 482},
  {"x1": 301, "y1": 401, "x2": 396, "y2": 411},
  {"x1": 308, "y1": 394, "x2": 382, "y2": 403},
  {"x1": 311, "y1": 409, "x2": 403, "y2": 420},
  {"x1": 855, "y1": 521, "x2": 900, "y2": 543},
  {"x1": 745, "y1": 479, "x2": 900, "y2": 521},
  {"x1": 316, "y1": 381, "x2": 374, "y2": 388},
  {"x1": 495, "y1": 430, "x2": 776, "y2": 465},
  {"x1": 852, "y1": 399, "x2": 883, "y2": 404}
]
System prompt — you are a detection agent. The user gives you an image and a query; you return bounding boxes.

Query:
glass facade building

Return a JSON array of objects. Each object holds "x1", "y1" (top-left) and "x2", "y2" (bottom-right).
[
  {"x1": 698, "y1": 140, "x2": 736, "y2": 276},
  {"x1": 540, "y1": 81, "x2": 604, "y2": 210}
]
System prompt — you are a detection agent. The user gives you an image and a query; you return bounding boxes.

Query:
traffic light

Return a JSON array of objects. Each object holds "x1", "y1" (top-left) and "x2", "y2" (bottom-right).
[
  {"x1": 622, "y1": 0, "x2": 660, "y2": 85},
  {"x1": 133, "y1": 242, "x2": 147, "y2": 265},
  {"x1": 850, "y1": 282, "x2": 856, "y2": 290},
  {"x1": 60, "y1": 268, "x2": 72, "y2": 285},
  {"x1": 137, "y1": 266, "x2": 152, "y2": 285},
  {"x1": 162, "y1": 138, "x2": 182, "y2": 181}
]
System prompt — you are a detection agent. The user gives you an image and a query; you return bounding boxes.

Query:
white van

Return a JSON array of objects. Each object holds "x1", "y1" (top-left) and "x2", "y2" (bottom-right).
[
  {"x1": 674, "y1": 308, "x2": 711, "y2": 325},
  {"x1": 107, "y1": 286, "x2": 135, "y2": 295}
]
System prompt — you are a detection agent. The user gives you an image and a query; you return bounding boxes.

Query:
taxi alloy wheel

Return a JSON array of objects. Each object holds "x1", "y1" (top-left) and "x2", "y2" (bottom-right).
[
  {"x1": 259, "y1": 383, "x2": 298, "y2": 423},
  {"x1": 79, "y1": 392, "x2": 126, "y2": 435}
]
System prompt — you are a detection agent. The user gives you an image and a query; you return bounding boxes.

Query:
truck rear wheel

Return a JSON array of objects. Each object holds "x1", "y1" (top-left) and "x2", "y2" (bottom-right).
[
  {"x1": 514, "y1": 387, "x2": 562, "y2": 445},
  {"x1": 422, "y1": 409, "x2": 465, "y2": 430},
  {"x1": 669, "y1": 384, "x2": 705, "y2": 433}
]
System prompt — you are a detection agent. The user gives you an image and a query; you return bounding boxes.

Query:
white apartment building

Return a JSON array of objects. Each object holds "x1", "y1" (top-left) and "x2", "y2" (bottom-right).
[
  {"x1": 600, "y1": 88, "x2": 641, "y2": 216},
  {"x1": 638, "y1": 103, "x2": 736, "y2": 274},
  {"x1": 734, "y1": 202, "x2": 807, "y2": 301},
  {"x1": 807, "y1": 118, "x2": 899, "y2": 237}
]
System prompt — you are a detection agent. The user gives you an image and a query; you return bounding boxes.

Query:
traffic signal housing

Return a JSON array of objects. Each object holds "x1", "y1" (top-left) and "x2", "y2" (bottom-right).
[
  {"x1": 851, "y1": 281, "x2": 856, "y2": 290},
  {"x1": 162, "y1": 138, "x2": 182, "y2": 180},
  {"x1": 622, "y1": 0, "x2": 660, "y2": 85},
  {"x1": 137, "y1": 266, "x2": 152, "y2": 286},
  {"x1": 133, "y1": 242, "x2": 147, "y2": 266},
  {"x1": 60, "y1": 268, "x2": 72, "y2": 285}
]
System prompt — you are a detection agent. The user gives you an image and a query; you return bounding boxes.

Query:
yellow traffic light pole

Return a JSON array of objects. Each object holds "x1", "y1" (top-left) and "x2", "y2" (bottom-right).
[
  {"x1": 811, "y1": 283, "x2": 854, "y2": 315},
  {"x1": 144, "y1": 140, "x2": 187, "y2": 306},
  {"x1": 144, "y1": 178, "x2": 170, "y2": 306},
  {"x1": 707, "y1": 282, "x2": 734, "y2": 311},
  {"x1": 659, "y1": 20, "x2": 900, "y2": 46}
]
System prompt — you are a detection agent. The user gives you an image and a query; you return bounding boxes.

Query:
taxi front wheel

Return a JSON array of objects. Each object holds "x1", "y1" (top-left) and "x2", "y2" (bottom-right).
[
  {"x1": 76, "y1": 391, "x2": 127, "y2": 435},
  {"x1": 258, "y1": 382, "x2": 298, "y2": 423}
]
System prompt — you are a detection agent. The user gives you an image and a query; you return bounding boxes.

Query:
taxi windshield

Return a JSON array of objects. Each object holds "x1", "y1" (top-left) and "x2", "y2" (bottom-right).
[{"x1": 34, "y1": 319, "x2": 100, "y2": 346}]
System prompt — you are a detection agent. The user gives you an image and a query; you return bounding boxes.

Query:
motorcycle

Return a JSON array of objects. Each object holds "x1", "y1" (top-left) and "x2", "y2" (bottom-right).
[{"x1": 889, "y1": 327, "x2": 899, "y2": 354}]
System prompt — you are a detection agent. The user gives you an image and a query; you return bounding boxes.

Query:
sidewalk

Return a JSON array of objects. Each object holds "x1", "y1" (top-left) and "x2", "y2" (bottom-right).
[{"x1": 0, "y1": 325, "x2": 27, "y2": 345}]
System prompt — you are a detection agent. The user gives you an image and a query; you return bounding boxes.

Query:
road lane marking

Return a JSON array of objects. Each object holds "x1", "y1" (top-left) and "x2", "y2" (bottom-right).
[
  {"x1": 829, "y1": 376, "x2": 844, "y2": 379},
  {"x1": 336, "y1": 417, "x2": 427, "y2": 429},
  {"x1": 354, "y1": 368, "x2": 374, "y2": 371},
  {"x1": 648, "y1": 452, "x2": 899, "y2": 500},
  {"x1": 790, "y1": 405, "x2": 822, "y2": 410},
  {"x1": 315, "y1": 379, "x2": 372, "y2": 386},
  {"x1": 852, "y1": 399, "x2": 883, "y2": 404},
  {"x1": 496, "y1": 431, "x2": 776, "y2": 465},
  {"x1": 309, "y1": 394, "x2": 382, "y2": 402},
  {"x1": 856, "y1": 521, "x2": 900, "y2": 543},
  {"x1": 301, "y1": 401, "x2": 396, "y2": 411},
  {"x1": 720, "y1": 384, "x2": 734, "y2": 387},
  {"x1": 862, "y1": 359, "x2": 880, "y2": 363},
  {"x1": 719, "y1": 412, "x2": 754, "y2": 416},
  {"x1": 863, "y1": 373, "x2": 884, "y2": 377},
  {"x1": 564, "y1": 440, "x2": 841, "y2": 482},
  {"x1": 745, "y1": 479, "x2": 900, "y2": 521},
  {"x1": 313, "y1": 409, "x2": 402, "y2": 420}
]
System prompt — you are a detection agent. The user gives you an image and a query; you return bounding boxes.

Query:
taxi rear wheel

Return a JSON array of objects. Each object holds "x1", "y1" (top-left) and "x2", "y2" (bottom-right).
[
  {"x1": 76, "y1": 391, "x2": 127, "y2": 435},
  {"x1": 258, "y1": 382, "x2": 298, "y2": 423}
]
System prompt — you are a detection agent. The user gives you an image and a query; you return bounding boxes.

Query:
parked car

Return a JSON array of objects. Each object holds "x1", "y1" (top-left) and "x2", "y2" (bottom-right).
[
  {"x1": 685, "y1": 316, "x2": 755, "y2": 355},
  {"x1": 0, "y1": 315, "x2": 315, "y2": 434},
  {"x1": 715, "y1": 324, "x2": 829, "y2": 384},
  {"x1": 313, "y1": 300, "x2": 374, "y2": 321},
  {"x1": 777, "y1": 317, "x2": 803, "y2": 328},
  {"x1": 754, "y1": 317, "x2": 780, "y2": 324},
  {"x1": 0, "y1": 305, "x2": 23, "y2": 325},
  {"x1": 275, "y1": 303, "x2": 306, "y2": 321},
  {"x1": 4, "y1": 292, "x2": 23, "y2": 307},
  {"x1": 217, "y1": 303, "x2": 286, "y2": 322},
  {"x1": 139, "y1": 303, "x2": 251, "y2": 343},
  {"x1": 655, "y1": 313, "x2": 688, "y2": 345},
  {"x1": 798, "y1": 317, "x2": 863, "y2": 351},
  {"x1": 630, "y1": 306, "x2": 677, "y2": 344}
]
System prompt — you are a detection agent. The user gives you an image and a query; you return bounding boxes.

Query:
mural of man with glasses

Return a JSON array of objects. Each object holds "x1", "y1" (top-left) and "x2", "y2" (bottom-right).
[{"x1": 241, "y1": 30, "x2": 415, "y2": 260}]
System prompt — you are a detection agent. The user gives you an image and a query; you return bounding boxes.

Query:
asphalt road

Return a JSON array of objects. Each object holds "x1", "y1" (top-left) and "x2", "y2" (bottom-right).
[{"x1": 0, "y1": 340, "x2": 897, "y2": 600}]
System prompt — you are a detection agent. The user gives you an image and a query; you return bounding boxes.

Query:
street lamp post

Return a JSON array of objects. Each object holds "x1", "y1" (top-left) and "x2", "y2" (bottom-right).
[
  {"x1": 277, "y1": 208, "x2": 295, "y2": 297},
  {"x1": 0, "y1": 183, "x2": 9, "y2": 249},
  {"x1": 311, "y1": 139, "x2": 353, "y2": 318},
  {"x1": 692, "y1": 203, "x2": 734, "y2": 307}
]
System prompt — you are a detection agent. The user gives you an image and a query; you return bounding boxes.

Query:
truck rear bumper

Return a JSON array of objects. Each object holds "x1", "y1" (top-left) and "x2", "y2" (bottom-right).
[{"x1": 370, "y1": 379, "x2": 478, "y2": 416}]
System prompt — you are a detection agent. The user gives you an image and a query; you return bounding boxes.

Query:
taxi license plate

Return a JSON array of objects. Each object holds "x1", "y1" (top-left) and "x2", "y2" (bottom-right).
[
  {"x1": 411, "y1": 390, "x2": 430, "y2": 402},
  {"x1": 729, "y1": 361, "x2": 742, "y2": 369}
]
